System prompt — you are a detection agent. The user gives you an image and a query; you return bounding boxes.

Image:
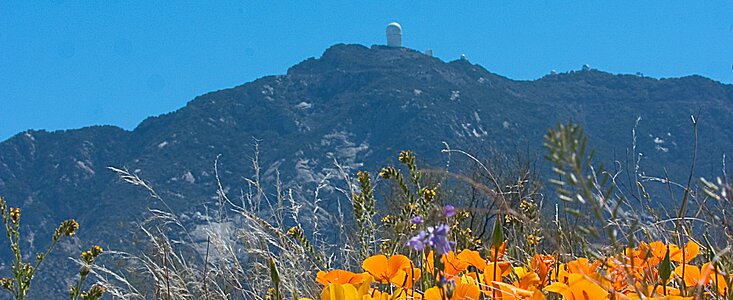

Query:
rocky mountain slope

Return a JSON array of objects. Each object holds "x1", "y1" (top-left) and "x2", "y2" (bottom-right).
[{"x1": 0, "y1": 44, "x2": 731, "y2": 295}]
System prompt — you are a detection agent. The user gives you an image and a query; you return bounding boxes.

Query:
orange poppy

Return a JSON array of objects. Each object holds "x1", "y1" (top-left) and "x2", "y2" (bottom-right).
[
  {"x1": 363, "y1": 254, "x2": 412, "y2": 283},
  {"x1": 513, "y1": 267, "x2": 542, "y2": 291},
  {"x1": 553, "y1": 258, "x2": 601, "y2": 285},
  {"x1": 458, "y1": 249, "x2": 488, "y2": 271},
  {"x1": 423, "y1": 279, "x2": 481, "y2": 300},
  {"x1": 426, "y1": 251, "x2": 469, "y2": 277},
  {"x1": 669, "y1": 241, "x2": 700, "y2": 264},
  {"x1": 316, "y1": 269, "x2": 368, "y2": 286},
  {"x1": 489, "y1": 281, "x2": 541, "y2": 300},
  {"x1": 530, "y1": 254, "x2": 555, "y2": 284},
  {"x1": 482, "y1": 260, "x2": 513, "y2": 282},
  {"x1": 362, "y1": 254, "x2": 421, "y2": 289},
  {"x1": 674, "y1": 264, "x2": 703, "y2": 288},
  {"x1": 544, "y1": 273, "x2": 608, "y2": 300}
]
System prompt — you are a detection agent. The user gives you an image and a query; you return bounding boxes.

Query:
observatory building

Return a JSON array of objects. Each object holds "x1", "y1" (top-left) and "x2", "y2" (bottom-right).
[{"x1": 386, "y1": 22, "x2": 402, "y2": 47}]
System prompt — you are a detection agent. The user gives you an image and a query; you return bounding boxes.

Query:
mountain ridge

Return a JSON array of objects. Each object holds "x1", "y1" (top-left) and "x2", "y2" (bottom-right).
[{"x1": 0, "y1": 43, "x2": 731, "y2": 296}]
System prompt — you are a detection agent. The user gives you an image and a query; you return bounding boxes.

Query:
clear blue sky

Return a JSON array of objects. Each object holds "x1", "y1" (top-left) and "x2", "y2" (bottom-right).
[{"x1": 1, "y1": 2, "x2": 732, "y2": 141}]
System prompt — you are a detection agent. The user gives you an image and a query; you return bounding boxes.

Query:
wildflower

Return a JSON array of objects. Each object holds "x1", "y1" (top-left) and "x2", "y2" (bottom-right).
[
  {"x1": 378, "y1": 167, "x2": 396, "y2": 179},
  {"x1": 91, "y1": 245, "x2": 103, "y2": 256},
  {"x1": 381, "y1": 215, "x2": 394, "y2": 224},
  {"x1": 398, "y1": 151, "x2": 413, "y2": 164},
  {"x1": 362, "y1": 254, "x2": 420, "y2": 288},
  {"x1": 443, "y1": 204, "x2": 455, "y2": 218},
  {"x1": 519, "y1": 199, "x2": 531, "y2": 211},
  {"x1": 482, "y1": 261, "x2": 513, "y2": 282},
  {"x1": 490, "y1": 281, "x2": 536, "y2": 300},
  {"x1": 427, "y1": 251, "x2": 468, "y2": 277},
  {"x1": 545, "y1": 273, "x2": 608, "y2": 300},
  {"x1": 320, "y1": 280, "x2": 372, "y2": 300},
  {"x1": 527, "y1": 234, "x2": 542, "y2": 246},
  {"x1": 80, "y1": 284, "x2": 105, "y2": 300},
  {"x1": 407, "y1": 224, "x2": 454, "y2": 255},
  {"x1": 8, "y1": 208, "x2": 20, "y2": 223},
  {"x1": 286, "y1": 226, "x2": 298, "y2": 236},
  {"x1": 316, "y1": 270, "x2": 367, "y2": 286},
  {"x1": 81, "y1": 245, "x2": 103, "y2": 265},
  {"x1": 669, "y1": 241, "x2": 700, "y2": 263},
  {"x1": 0, "y1": 278, "x2": 12, "y2": 290},
  {"x1": 512, "y1": 266, "x2": 542, "y2": 290},
  {"x1": 458, "y1": 249, "x2": 488, "y2": 271},
  {"x1": 424, "y1": 278, "x2": 480, "y2": 300},
  {"x1": 81, "y1": 251, "x2": 94, "y2": 264},
  {"x1": 674, "y1": 264, "x2": 704, "y2": 288},
  {"x1": 356, "y1": 171, "x2": 369, "y2": 183},
  {"x1": 530, "y1": 254, "x2": 555, "y2": 284},
  {"x1": 423, "y1": 188, "x2": 437, "y2": 200},
  {"x1": 410, "y1": 216, "x2": 423, "y2": 225},
  {"x1": 407, "y1": 231, "x2": 427, "y2": 251},
  {"x1": 504, "y1": 214, "x2": 515, "y2": 224},
  {"x1": 427, "y1": 224, "x2": 453, "y2": 255},
  {"x1": 54, "y1": 219, "x2": 79, "y2": 241}
]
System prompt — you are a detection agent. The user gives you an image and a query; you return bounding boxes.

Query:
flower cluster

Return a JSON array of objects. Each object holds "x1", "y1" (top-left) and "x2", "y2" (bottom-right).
[
  {"x1": 8, "y1": 208, "x2": 20, "y2": 224},
  {"x1": 53, "y1": 219, "x2": 79, "y2": 241},
  {"x1": 79, "y1": 285, "x2": 105, "y2": 300},
  {"x1": 81, "y1": 245, "x2": 103, "y2": 265},
  {"x1": 408, "y1": 225, "x2": 454, "y2": 255},
  {"x1": 313, "y1": 238, "x2": 733, "y2": 300}
]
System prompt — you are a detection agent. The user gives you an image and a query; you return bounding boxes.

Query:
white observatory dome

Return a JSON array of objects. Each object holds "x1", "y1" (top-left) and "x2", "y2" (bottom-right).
[{"x1": 386, "y1": 22, "x2": 402, "y2": 48}]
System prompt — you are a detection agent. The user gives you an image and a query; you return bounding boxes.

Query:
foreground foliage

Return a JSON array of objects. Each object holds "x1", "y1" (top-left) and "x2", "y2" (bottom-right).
[{"x1": 0, "y1": 196, "x2": 105, "y2": 300}]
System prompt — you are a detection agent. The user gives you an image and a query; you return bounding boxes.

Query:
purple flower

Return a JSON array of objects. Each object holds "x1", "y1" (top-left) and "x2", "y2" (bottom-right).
[
  {"x1": 407, "y1": 231, "x2": 427, "y2": 251},
  {"x1": 410, "y1": 216, "x2": 423, "y2": 225},
  {"x1": 427, "y1": 224, "x2": 453, "y2": 255},
  {"x1": 443, "y1": 204, "x2": 455, "y2": 218}
]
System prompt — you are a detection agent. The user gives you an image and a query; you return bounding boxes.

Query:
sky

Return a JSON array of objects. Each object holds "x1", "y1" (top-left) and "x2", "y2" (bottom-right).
[{"x1": 1, "y1": 1, "x2": 732, "y2": 141}]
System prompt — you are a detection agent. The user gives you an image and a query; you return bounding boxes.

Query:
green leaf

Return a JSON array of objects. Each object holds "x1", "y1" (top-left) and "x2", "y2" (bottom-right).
[
  {"x1": 491, "y1": 214, "x2": 504, "y2": 249},
  {"x1": 268, "y1": 257, "x2": 280, "y2": 286}
]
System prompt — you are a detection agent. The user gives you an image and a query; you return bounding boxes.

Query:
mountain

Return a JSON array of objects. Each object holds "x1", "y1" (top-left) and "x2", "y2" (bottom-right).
[{"x1": 0, "y1": 44, "x2": 732, "y2": 295}]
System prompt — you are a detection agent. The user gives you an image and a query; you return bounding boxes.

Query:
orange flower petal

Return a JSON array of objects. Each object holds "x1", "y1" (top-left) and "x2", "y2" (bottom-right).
[
  {"x1": 458, "y1": 249, "x2": 488, "y2": 271},
  {"x1": 363, "y1": 255, "x2": 390, "y2": 282}
]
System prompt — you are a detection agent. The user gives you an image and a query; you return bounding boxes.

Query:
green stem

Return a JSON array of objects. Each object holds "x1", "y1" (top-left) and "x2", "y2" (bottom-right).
[{"x1": 70, "y1": 273, "x2": 88, "y2": 300}]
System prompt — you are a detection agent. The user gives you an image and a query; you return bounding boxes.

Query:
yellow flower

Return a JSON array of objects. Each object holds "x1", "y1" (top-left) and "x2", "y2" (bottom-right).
[
  {"x1": 8, "y1": 208, "x2": 20, "y2": 223},
  {"x1": 422, "y1": 188, "x2": 436, "y2": 200},
  {"x1": 320, "y1": 278, "x2": 371, "y2": 300},
  {"x1": 54, "y1": 219, "x2": 79, "y2": 241},
  {"x1": 526, "y1": 235, "x2": 542, "y2": 246},
  {"x1": 81, "y1": 251, "x2": 93, "y2": 263}
]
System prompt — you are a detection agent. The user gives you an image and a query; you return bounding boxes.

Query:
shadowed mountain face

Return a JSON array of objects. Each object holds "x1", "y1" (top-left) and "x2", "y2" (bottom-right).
[{"x1": 0, "y1": 44, "x2": 731, "y2": 295}]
